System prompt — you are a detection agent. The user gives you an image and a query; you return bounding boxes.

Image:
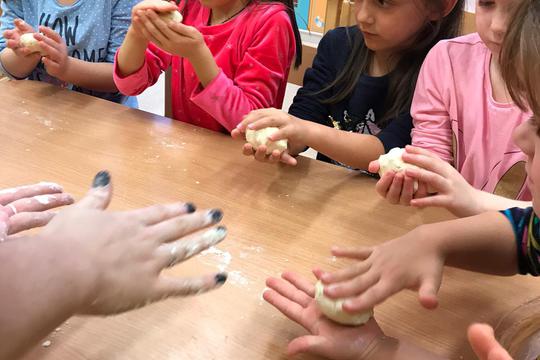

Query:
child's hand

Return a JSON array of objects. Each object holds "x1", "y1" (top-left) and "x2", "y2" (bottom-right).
[
  {"x1": 264, "y1": 271, "x2": 388, "y2": 359},
  {"x1": 369, "y1": 146, "x2": 480, "y2": 217},
  {"x1": 468, "y1": 324, "x2": 513, "y2": 360},
  {"x1": 136, "y1": 8, "x2": 206, "y2": 60},
  {"x1": 0, "y1": 182, "x2": 74, "y2": 241},
  {"x1": 232, "y1": 108, "x2": 310, "y2": 166},
  {"x1": 35, "y1": 26, "x2": 69, "y2": 80},
  {"x1": 319, "y1": 228, "x2": 445, "y2": 314},
  {"x1": 3, "y1": 19, "x2": 39, "y2": 57},
  {"x1": 130, "y1": 1, "x2": 178, "y2": 41}
]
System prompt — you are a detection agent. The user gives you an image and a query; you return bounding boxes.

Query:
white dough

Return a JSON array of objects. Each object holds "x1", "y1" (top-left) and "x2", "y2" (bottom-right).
[
  {"x1": 245, "y1": 127, "x2": 288, "y2": 155},
  {"x1": 377, "y1": 147, "x2": 419, "y2": 192},
  {"x1": 19, "y1": 33, "x2": 43, "y2": 54},
  {"x1": 315, "y1": 281, "x2": 373, "y2": 326},
  {"x1": 159, "y1": 10, "x2": 183, "y2": 23}
]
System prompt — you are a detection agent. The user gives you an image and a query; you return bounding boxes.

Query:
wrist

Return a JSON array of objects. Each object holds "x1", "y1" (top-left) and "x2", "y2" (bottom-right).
[
  {"x1": 42, "y1": 233, "x2": 97, "y2": 312},
  {"x1": 127, "y1": 26, "x2": 149, "y2": 45}
]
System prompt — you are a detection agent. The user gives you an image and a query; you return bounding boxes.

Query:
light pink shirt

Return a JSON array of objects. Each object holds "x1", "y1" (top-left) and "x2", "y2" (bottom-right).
[{"x1": 412, "y1": 33, "x2": 531, "y2": 200}]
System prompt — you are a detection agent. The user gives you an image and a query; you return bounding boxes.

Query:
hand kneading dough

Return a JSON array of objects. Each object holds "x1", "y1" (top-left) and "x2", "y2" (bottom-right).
[
  {"x1": 159, "y1": 10, "x2": 183, "y2": 23},
  {"x1": 19, "y1": 33, "x2": 43, "y2": 54},
  {"x1": 315, "y1": 281, "x2": 373, "y2": 326},
  {"x1": 245, "y1": 128, "x2": 288, "y2": 155},
  {"x1": 378, "y1": 147, "x2": 419, "y2": 192}
]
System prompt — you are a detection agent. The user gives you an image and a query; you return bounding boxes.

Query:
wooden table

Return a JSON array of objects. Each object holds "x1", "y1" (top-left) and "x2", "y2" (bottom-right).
[{"x1": 1, "y1": 80, "x2": 537, "y2": 360}]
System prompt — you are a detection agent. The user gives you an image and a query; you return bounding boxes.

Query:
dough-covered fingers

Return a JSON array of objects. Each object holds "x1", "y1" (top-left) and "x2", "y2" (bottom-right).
[
  {"x1": 4, "y1": 193, "x2": 74, "y2": 216},
  {"x1": 157, "y1": 226, "x2": 227, "y2": 267},
  {"x1": 155, "y1": 273, "x2": 228, "y2": 298},
  {"x1": 147, "y1": 209, "x2": 224, "y2": 244},
  {"x1": 0, "y1": 182, "x2": 63, "y2": 205},
  {"x1": 7, "y1": 211, "x2": 56, "y2": 235}
]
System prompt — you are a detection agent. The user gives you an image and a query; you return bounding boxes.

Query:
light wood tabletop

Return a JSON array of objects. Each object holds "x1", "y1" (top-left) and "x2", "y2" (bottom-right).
[{"x1": 1, "y1": 80, "x2": 537, "y2": 360}]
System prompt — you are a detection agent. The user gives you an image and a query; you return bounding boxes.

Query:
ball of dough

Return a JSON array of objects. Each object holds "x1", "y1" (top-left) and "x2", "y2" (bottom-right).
[
  {"x1": 159, "y1": 10, "x2": 183, "y2": 23},
  {"x1": 315, "y1": 281, "x2": 373, "y2": 326},
  {"x1": 245, "y1": 127, "x2": 288, "y2": 155},
  {"x1": 377, "y1": 147, "x2": 419, "y2": 192},
  {"x1": 19, "y1": 33, "x2": 43, "y2": 54}
]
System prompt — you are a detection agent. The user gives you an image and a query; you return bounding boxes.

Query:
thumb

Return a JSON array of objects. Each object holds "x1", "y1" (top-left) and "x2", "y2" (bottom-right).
[
  {"x1": 368, "y1": 160, "x2": 380, "y2": 173},
  {"x1": 75, "y1": 171, "x2": 113, "y2": 210},
  {"x1": 468, "y1": 323, "x2": 512, "y2": 360},
  {"x1": 418, "y1": 275, "x2": 441, "y2": 309},
  {"x1": 287, "y1": 335, "x2": 333, "y2": 358}
]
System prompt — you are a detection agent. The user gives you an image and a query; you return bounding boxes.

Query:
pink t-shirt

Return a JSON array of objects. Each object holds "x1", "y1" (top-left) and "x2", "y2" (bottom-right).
[
  {"x1": 412, "y1": 33, "x2": 531, "y2": 200},
  {"x1": 114, "y1": 1, "x2": 295, "y2": 133}
]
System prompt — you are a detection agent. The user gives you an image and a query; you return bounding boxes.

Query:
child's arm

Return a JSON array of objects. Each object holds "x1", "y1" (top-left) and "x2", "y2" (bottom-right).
[
  {"x1": 369, "y1": 146, "x2": 531, "y2": 217},
  {"x1": 0, "y1": 1, "x2": 41, "y2": 79},
  {"x1": 320, "y1": 210, "x2": 518, "y2": 313},
  {"x1": 264, "y1": 272, "x2": 445, "y2": 360}
]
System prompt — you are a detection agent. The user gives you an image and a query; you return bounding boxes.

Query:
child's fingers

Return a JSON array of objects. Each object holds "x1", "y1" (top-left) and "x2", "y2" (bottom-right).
[
  {"x1": 38, "y1": 26, "x2": 62, "y2": 43},
  {"x1": 267, "y1": 128, "x2": 289, "y2": 142},
  {"x1": 145, "y1": 9, "x2": 177, "y2": 39},
  {"x1": 374, "y1": 171, "x2": 395, "y2": 198},
  {"x1": 320, "y1": 261, "x2": 371, "y2": 285},
  {"x1": 230, "y1": 128, "x2": 244, "y2": 140},
  {"x1": 281, "y1": 271, "x2": 316, "y2": 298},
  {"x1": 368, "y1": 160, "x2": 380, "y2": 173},
  {"x1": 140, "y1": 10, "x2": 170, "y2": 43},
  {"x1": 331, "y1": 246, "x2": 373, "y2": 260},
  {"x1": 280, "y1": 152, "x2": 298, "y2": 166},
  {"x1": 253, "y1": 146, "x2": 270, "y2": 162},
  {"x1": 385, "y1": 173, "x2": 405, "y2": 205},
  {"x1": 7, "y1": 211, "x2": 56, "y2": 235},
  {"x1": 324, "y1": 271, "x2": 379, "y2": 299},
  {"x1": 405, "y1": 167, "x2": 447, "y2": 193},
  {"x1": 134, "y1": 1, "x2": 178, "y2": 13},
  {"x1": 467, "y1": 324, "x2": 512, "y2": 360},
  {"x1": 169, "y1": 23, "x2": 200, "y2": 39},
  {"x1": 402, "y1": 152, "x2": 449, "y2": 176},
  {"x1": 246, "y1": 117, "x2": 281, "y2": 131},
  {"x1": 414, "y1": 181, "x2": 429, "y2": 199},
  {"x1": 410, "y1": 194, "x2": 451, "y2": 209},
  {"x1": 404, "y1": 145, "x2": 439, "y2": 159},
  {"x1": 268, "y1": 150, "x2": 282, "y2": 164},
  {"x1": 417, "y1": 275, "x2": 441, "y2": 309},
  {"x1": 399, "y1": 176, "x2": 415, "y2": 206},
  {"x1": 342, "y1": 279, "x2": 396, "y2": 313},
  {"x1": 14, "y1": 19, "x2": 34, "y2": 33},
  {"x1": 242, "y1": 143, "x2": 256, "y2": 156}
]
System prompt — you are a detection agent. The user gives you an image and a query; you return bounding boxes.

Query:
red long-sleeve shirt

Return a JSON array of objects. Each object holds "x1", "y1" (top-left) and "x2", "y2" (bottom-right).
[{"x1": 114, "y1": 1, "x2": 296, "y2": 133}]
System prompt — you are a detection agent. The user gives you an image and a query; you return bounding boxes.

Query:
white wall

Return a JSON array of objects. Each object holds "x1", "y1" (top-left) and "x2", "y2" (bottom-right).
[{"x1": 465, "y1": 0, "x2": 475, "y2": 12}]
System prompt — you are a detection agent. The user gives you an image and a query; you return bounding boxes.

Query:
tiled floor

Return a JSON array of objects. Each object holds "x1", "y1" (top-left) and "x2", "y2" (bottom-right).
[{"x1": 137, "y1": 79, "x2": 317, "y2": 159}]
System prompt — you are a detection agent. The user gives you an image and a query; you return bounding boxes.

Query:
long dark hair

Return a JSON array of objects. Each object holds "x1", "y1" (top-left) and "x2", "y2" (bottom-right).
[
  {"x1": 319, "y1": 0, "x2": 464, "y2": 126},
  {"x1": 253, "y1": 0, "x2": 303, "y2": 68}
]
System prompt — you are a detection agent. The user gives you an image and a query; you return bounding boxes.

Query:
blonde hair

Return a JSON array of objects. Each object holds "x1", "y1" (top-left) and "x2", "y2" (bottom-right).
[
  {"x1": 495, "y1": 298, "x2": 540, "y2": 359},
  {"x1": 501, "y1": 0, "x2": 540, "y2": 118}
]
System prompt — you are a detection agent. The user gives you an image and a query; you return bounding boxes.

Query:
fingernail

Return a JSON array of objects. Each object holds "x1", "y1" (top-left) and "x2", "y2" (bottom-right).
[
  {"x1": 185, "y1": 202, "x2": 196, "y2": 213},
  {"x1": 208, "y1": 209, "x2": 223, "y2": 223},
  {"x1": 92, "y1": 171, "x2": 110, "y2": 188},
  {"x1": 215, "y1": 273, "x2": 228, "y2": 285}
]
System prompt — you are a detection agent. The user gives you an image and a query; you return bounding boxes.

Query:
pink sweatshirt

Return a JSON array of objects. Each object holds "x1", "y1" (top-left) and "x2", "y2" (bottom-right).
[
  {"x1": 411, "y1": 33, "x2": 531, "y2": 200},
  {"x1": 114, "y1": 1, "x2": 295, "y2": 133}
]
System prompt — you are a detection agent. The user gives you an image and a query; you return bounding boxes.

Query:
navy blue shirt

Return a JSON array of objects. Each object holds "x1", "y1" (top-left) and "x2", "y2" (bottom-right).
[{"x1": 289, "y1": 26, "x2": 413, "y2": 166}]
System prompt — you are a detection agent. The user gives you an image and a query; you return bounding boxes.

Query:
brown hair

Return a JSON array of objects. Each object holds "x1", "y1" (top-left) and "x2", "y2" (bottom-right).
[
  {"x1": 316, "y1": 0, "x2": 464, "y2": 126},
  {"x1": 501, "y1": 0, "x2": 540, "y2": 117}
]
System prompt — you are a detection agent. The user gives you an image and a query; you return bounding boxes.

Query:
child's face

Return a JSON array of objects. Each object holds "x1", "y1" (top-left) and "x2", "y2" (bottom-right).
[
  {"x1": 513, "y1": 118, "x2": 540, "y2": 213},
  {"x1": 354, "y1": 0, "x2": 434, "y2": 56},
  {"x1": 475, "y1": 0, "x2": 520, "y2": 58}
]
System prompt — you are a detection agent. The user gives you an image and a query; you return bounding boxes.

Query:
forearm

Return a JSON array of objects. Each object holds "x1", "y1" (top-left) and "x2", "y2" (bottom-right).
[
  {"x1": 0, "y1": 236, "x2": 84, "y2": 359},
  {"x1": 61, "y1": 57, "x2": 118, "y2": 92},
  {"x1": 0, "y1": 48, "x2": 40, "y2": 78},
  {"x1": 472, "y1": 189, "x2": 531, "y2": 215},
  {"x1": 116, "y1": 28, "x2": 149, "y2": 78},
  {"x1": 189, "y1": 46, "x2": 219, "y2": 88},
  {"x1": 424, "y1": 211, "x2": 518, "y2": 275},
  {"x1": 302, "y1": 122, "x2": 385, "y2": 169}
]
